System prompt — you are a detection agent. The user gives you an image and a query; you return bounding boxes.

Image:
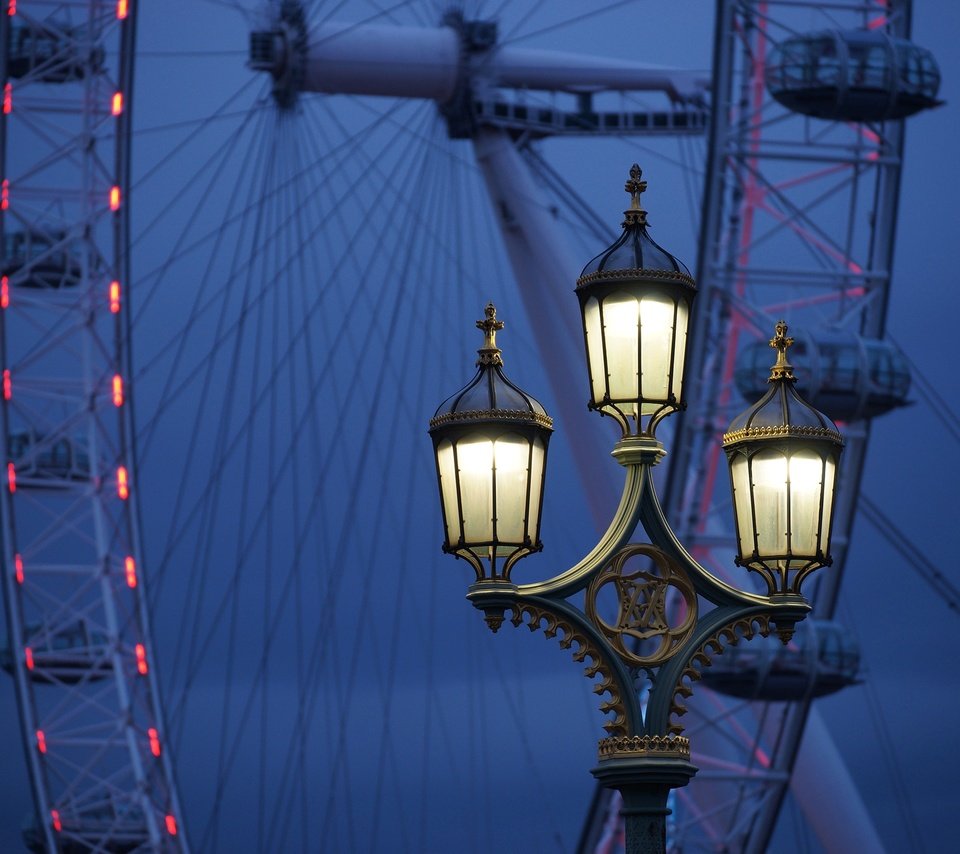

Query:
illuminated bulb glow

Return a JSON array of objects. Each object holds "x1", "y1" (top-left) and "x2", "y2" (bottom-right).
[
  {"x1": 7, "y1": 1, "x2": 14, "y2": 17},
  {"x1": 36, "y1": 730, "x2": 46, "y2": 753},
  {"x1": 109, "y1": 186, "x2": 121, "y2": 211},
  {"x1": 125, "y1": 556, "x2": 137, "y2": 588},
  {"x1": 112, "y1": 374, "x2": 124, "y2": 406},
  {"x1": 109, "y1": 280, "x2": 121, "y2": 313},
  {"x1": 15, "y1": 553, "x2": 23, "y2": 584},
  {"x1": 135, "y1": 643, "x2": 148, "y2": 674},
  {"x1": 3, "y1": 369, "x2": 11, "y2": 400},
  {"x1": 3, "y1": 83, "x2": 10, "y2": 114},
  {"x1": 7, "y1": 462, "x2": 15, "y2": 493},
  {"x1": 116, "y1": 0, "x2": 127, "y2": 19},
  {"x1": 25, "y1": 647, "x2": 34, "y2": 669},
  {"x1": 1, "y1": 276, "x2": 8, "y2": 308},
  {"x1": 1, "y1": 179, "x2": 8, "y2": 210},
  {"x1": 165, "y1": 815, "x2": 178, "y2": 836},
  {"x1": 117, "y1": 466, "x2": 129, "y2": 499},
  {"x1": 111, "y1": 92, "x2": 123, "y2": 116},
  {"x1": 51, "y1": 810, "x2": 61, "y2": 832},
  {"x1": 148, "y1": 727, "x2": 161, "y2": 757}
]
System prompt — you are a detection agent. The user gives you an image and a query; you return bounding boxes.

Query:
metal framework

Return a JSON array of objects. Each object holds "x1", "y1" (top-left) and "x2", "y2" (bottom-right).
[
  {"x1": 647, "y1": 1, "x2": 913, "y2": 850},
  {"x1": 0, "y1": 1, "x2": 185, "y2": 849}
]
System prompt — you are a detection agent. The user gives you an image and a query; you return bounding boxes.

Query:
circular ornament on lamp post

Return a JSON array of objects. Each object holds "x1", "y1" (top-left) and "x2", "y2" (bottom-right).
[
  {"x1": 576, "y1": 165, "x2": 697, "y2": 437},
  {"x1": 722, "y1": 321, "x2": 844, "y2": 596},
  {"x1": 429, "y1": 303, "x2": 553, "y2": 582}
]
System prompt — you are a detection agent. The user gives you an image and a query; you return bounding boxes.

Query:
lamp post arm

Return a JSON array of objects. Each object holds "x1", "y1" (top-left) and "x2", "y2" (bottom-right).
[
  {"x1": 635, "y1": 455, "x2": 772, "y2": 609},
  {"x1": 515, "y1": 437, "x2": 663, "y2": 600},
  {"x1": 642, "y1": 603, "x2": 782, "y2": 736},
  {"x1": 465, "y1": 588, "x2": 644, "y2": 736}
]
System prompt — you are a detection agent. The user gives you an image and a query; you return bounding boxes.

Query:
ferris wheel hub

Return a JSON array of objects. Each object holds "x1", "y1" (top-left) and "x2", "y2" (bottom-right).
[{"x1": 248, "y1": 0, "x2": 307, "y2": 108}]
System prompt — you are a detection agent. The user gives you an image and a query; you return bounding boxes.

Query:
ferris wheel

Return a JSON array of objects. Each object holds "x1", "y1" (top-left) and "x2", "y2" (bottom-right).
[{"x1": 0, "y1": 1, "x2": 948, "y2": 852}]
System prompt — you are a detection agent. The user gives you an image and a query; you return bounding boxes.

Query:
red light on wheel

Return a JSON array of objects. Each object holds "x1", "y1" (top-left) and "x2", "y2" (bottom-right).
[
  {"x1": 1, "y1": 179, "x2": 9, "y2": 210},
  {"x1": 125, "y1": 556, "x2": 137, "y2": 588},
  {"x1": 112, "y1": 374, "x2": 124, "y2": 407},
  {"x1": 109, "y1": 280, "x2": 121, "y2": 313},
  {"x1": 3, "y1": 369, "x2": 11, "y2": 400},
  {"x1": 116, "y1": 0, "x2": 127, "y2": 19},
  {"x1": 117, "y1": 466, "x2": 129, "y2": 500},
  {"x1": 148, "y1": 727, "x2": 161, "y2": 757},
  {"x1": 7, "y1": 1, "x2": 15, "y2": 17},
  {"x1": 109, "y1": 186, "x2": 121, "y2": 211},
  {"x1": 135, "y1": 643, "x2": 148, "y2": 675},
  {"x1": 25, "y1": 647, "x2": 34, "y2": 669},
  {"x1": 15, "y1": 553, "x2": 23, "y2": 584},
  {"x1": 112, "y1": 92, "x2": 123, "y2": 116},
  {"x1": 51, "y1": 810, "x2": 61, "y2": 832},
  {"x1": 3, "y1": 83, "x2": 10, "y2": 114},
  {"x1": 36, "y1": 730, "x2": 46, "y2": 753},
  {"x1": 1, "y1": 276, "x2": 8, "y2": 308},
  {"x1": 7, "y1": 462, "x2": 15, "y2": 493},
  {"x1": 165, "y1": 815, "x2": 178, "y2": 836}
]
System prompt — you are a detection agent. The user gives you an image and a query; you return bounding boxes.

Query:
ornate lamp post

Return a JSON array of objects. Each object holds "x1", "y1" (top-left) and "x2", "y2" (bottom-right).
[{"x1": 429, "y1": 167, "x2": 843, "y2": 853}]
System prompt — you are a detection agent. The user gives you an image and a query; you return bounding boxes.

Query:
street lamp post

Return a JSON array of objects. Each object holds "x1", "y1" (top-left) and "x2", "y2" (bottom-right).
[{"x1": 428, "y1": 166, "x2": 843, "y2": 853}]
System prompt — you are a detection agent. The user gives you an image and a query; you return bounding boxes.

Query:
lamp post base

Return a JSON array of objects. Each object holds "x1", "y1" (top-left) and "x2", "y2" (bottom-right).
[{"x1": 591, "y1": 738, "x2": 697, "y2": 854}]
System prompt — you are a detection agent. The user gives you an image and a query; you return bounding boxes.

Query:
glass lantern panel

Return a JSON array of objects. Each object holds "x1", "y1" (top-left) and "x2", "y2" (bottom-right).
[
  {"x1": 583, "y1": 296, "x2": 607, "y2": 405},
  {"x1": 751, "y1": 449, "x2": 789, "y2": 558},
  {"x1": 601, "y1": 292, "x2": 640, "y2": 404},
  {"x1": 672, "y1": 298, "x2": 689, "y2": 402},
  {"x1": 455, "y1": 437, "x2": 494, "y2": 545},
  {"x1": 493, "y1": 434, "x2": 531, "y2": 544},
  {"x1": 788, "y1": 450, "x2": 825, "y2": 557},
  {"x1": 638, "y1": 293, "x2": 675, "y2": 409},
  {"x1": 527, "y1": 435, "x2": 546, "y2": 543},
  {"x1": 730, "y1": 454, "x2": 755, "y2": 557},
  {"x1": 436, "y1": 439, "x2": 460, "y2": 547},
  {"x1": 820, "y1": 455, "x2": 837, "y2": 556}
]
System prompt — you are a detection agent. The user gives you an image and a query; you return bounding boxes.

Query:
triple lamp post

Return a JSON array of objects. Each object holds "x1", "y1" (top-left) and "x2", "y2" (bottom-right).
[{"x1": 428, "y1": 166, "x2": 843, "y2": 852}]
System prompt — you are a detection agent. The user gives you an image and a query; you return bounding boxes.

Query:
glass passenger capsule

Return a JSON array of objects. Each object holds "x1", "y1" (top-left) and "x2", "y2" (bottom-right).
[
  {"x1": 766, "y1": 30, "x2": 941, "y2": 121},
  {"x1": 2, "y1": 230, "x2": 84, "y2": 289},
  {"x1": 734, "y1": 333, "x2": 910, "y2": 421},
  {"x1": 699, "y1": 619, "x2": 860, "y2": 702},
  {"x1": 8, "y1": 431, "x2": 93, "y2": 486},
  {"x1": 1, "y1": 620, "x2": 111, "y2": 685},
  {"x1": 8, "y1": 23, "x2": 105, "y2": 83}
]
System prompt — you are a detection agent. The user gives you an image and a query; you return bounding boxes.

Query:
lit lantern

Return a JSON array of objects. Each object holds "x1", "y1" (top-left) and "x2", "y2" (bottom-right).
[
  {"x1": 429, "y1": 303, "x2": 552, "y2": 581},
  {"x1": 576, "y1": 165, "x2": 696, "y2": 436},
  {"x1": 723, "y1": 322, "x2": 844, "y2": 595}
]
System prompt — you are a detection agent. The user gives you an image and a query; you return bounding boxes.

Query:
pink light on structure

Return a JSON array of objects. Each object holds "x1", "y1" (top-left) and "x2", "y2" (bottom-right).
[
  {"x1": 148, "y1": 727, "x2": 161, "y2": 757},
  {"x1": 3, "y1": 83, "x2": 10, "y2": 114},
  {"x1": 36, "y1": 730, "x2": 46, "y2": 753},
  {"x1": 112, "y1": 374, "x2": 124, "y2": 407},
  {"x1": 135, "y1": 643, "x2": 148, "y2": 674},
  {"x1": 109, "y1": 280, "x2": 121, "y2": 313},
  {"x1": 125, "y1": 556, "x2": 137, "y2": 588},
  {"x1": 1, "y1": 178, "x2": 9, "y2": 210},
  {"x1": 165, "y1": 815, "x2": 178, "y2": 835},
  {"x1": 15, "y1": 553, "x2": 23, "y2": 584},
  {"x1": 6, "y1": 1, "x2": 14, "y2": 17},
  {"x1": 116, "y1": 0, "x2": 127, "y2": 20},
  {"x1": 51, "y1": 810, "x2": 61, "y2": 832},
  {"x1": 25, "y1": 647, "x2": 34, "y2": 669},
  {"x1": 117, "y1": 466, "x2": 129, "y2": 499},
  {"x1": 3, "y1": 369, "x2": 10, "y2": 400},
  {"x1": 7, "y1": 462, "x2": 15, "y2": 493},
  {"x1": 756, "y1": 199, "x2": 863, "y2": 273},
  {"x1": 111, "y1": 92, "x2": 123, "y2": 116},
  {"x1": 1, "y1": 276, "x2": 8, "y2": 308},
  {"x1": 109, "y1": 186, "x2": 121, "y2": 211}
]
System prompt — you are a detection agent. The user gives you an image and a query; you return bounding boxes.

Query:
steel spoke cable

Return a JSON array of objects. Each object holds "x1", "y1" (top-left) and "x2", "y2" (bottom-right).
[
  {"x1": 887, "y1": 334, "x2": 960, "y2": 444},
  {"x1": 858, "y1": 495, "x2": 960, "y2": 614},
  {"x1": 498, "y1": 0, "x2": 639, "y2": 47},
  {"x1": 163, "y1": 104, "x2": 277, "y2": 739},
  {"x1": 177, "y1": 107, "x2": 434, "y2": 849}
]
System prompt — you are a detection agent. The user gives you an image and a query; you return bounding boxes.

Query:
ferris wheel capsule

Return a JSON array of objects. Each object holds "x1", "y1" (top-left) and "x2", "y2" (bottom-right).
[{"x1": 765, "y1": 29, "x2": 941, "y2": 121}]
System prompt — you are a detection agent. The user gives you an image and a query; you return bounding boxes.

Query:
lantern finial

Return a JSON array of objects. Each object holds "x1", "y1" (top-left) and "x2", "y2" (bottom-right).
[
  {"x1": 768, "y1": 320, "x2": 796, "y2": 382},
  {"x1": 624, "y1": 164, "x2": 648, "y2": 226},
  {"x1": 476, "y1": 302, "x2": 504, "y2": 366}
]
